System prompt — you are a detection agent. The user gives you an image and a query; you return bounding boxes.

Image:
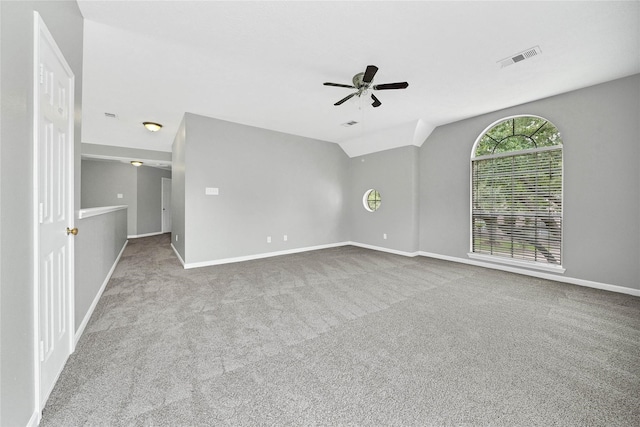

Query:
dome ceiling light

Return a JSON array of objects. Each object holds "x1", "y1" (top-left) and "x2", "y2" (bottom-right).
[{"x1": 143, "y1": 121, "x2": 162, "y2": 132}]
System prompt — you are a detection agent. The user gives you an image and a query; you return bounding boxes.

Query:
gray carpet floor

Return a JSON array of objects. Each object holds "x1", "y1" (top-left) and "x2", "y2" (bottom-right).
[{"x1": 41, "y1": 234, "x2": 640, "y2": 426}]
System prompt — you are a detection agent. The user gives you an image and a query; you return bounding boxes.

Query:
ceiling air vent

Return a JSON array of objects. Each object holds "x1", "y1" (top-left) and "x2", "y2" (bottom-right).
[
  {"x1": 498, "y1": 46, "x2": 542, "y2": 68},
  {"x1": 341, "y1": 120, "x2": 358, "y2": 127}
]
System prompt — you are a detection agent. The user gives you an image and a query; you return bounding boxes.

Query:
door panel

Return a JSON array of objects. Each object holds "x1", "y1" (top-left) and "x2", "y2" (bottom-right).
[{"x1": 35, "y1": 13, "x2": 75, "y2": 408}]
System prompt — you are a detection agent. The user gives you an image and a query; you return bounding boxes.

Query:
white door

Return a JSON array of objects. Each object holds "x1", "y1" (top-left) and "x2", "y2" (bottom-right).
[
  {"x1": 162, "y1": 177, "x2": 172, "y2": 233},
  {"x1": 34, "y1": 12, "x2": 75, "y2": 409}
]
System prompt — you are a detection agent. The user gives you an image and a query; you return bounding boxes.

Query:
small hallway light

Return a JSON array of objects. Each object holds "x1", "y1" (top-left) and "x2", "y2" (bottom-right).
[
  {"x1": 143, "y1": 121, "x2": 162, "y2": 132},
  {"x1": 131, "y1": 161, "x2": 143, "y2": 167}
]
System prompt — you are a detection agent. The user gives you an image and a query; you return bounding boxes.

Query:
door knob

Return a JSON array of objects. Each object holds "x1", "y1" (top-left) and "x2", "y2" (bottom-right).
[{"x1": 66, "y1": 227, "x2": 78, "y2": 236}]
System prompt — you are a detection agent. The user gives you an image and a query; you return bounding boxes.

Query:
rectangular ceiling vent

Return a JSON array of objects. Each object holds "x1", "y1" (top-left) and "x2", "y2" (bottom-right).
[
  {"x1": 341, "y1": 120, "x2": 358, "y2": 127},
  {"x1": 499, "y1": 46, "x2": 542, "y2": 68}
]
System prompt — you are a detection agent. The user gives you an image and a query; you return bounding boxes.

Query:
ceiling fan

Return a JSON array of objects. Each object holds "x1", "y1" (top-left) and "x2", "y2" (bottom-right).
[{"x1": 323, "y1": 65, "x2": 409, "y2": 108}]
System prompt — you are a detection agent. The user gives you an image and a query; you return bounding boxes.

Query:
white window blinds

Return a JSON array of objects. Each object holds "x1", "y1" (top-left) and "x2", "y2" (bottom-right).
[{"x1": 472, "y1": 147, "x2": 562, "y2": 265}]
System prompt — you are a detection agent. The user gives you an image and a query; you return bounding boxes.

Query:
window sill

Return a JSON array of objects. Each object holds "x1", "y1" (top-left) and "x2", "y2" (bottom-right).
[{"x1": 467, "y1": 253, "x2": 566, "y2": 274}]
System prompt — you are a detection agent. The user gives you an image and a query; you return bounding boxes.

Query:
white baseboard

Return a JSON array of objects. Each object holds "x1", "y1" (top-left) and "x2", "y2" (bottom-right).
[
  {"x1": 419, "y1": 251, "x2": 640, "y2": 297},
  {"x1": 348, "y1": 241, "x2": 419, "y2": 258},
  {"x1": 168, "y1": 239, "x2": 638, "y2": 297},
  {"x1": 178, "y1": 242, "x2": 350, "y2": 269},
  {"x1": 27, "y1": 410, "x2": 39, "y2": 427},
  {"x1": 171, "y1": 243, "x2": 185, "y2": 267},
  {"x1": 127, "y1": 231, "x2": 165, "y2": 239},
  {"x1": 74, "y1": 240, "x2": 128, "y2": 346}
]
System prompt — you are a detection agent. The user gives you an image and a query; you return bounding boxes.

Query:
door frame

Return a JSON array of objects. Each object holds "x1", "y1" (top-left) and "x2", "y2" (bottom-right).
[
  {"x1": 161, "y1": 177, "x2": 172, "y2": 233},
  {"x1": 31, "y1": 11, "x2": 76, "y2": 418}
]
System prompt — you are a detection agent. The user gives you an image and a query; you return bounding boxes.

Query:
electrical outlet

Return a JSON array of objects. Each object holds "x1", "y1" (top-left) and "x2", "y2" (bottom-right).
[
  {"x1": 267, "y1": 236, "x2": 271, "y2": 243},
  {"x1": 383, "y1": 233, "x2": 387, "y2": 240},
  {"x1": 117, "y1": 193, "x2": 123, "y2": 199},
  {"x1": 175, "y1": 234, "x2": 179, "y2": 242},
  {"x1": 284, "y1": 235, "x2": 288, "y2": 241}
]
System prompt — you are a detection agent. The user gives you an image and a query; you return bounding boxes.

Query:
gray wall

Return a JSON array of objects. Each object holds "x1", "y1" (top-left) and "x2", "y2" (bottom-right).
[
  {"x1": 75, "y1": 209, "x2": 128, "y2": 332},
  {"x1": 174, "y1": 76, "x2": 639, "y2": 293},
  {"x1": 82, "y1": 160, "x2": 137, "y2": 234},
  {"x1": 0, "y1": 1, "x2": 83, "y2": 425},
  {"x1": 176, "y1": 113, "x2": 349, "y2": 264},
  {"x1": 419, "y1": 74, "x2": 640, "y2": 291},
  {"x1": 81, "y1": 160, "x2": 171, "y2": 237},
  {"x1": 137, "y1": 166, "x2": 172, "y2": 235},
  {"x1": 349, "y1": 146, "x2": 420, "y2": 254}
]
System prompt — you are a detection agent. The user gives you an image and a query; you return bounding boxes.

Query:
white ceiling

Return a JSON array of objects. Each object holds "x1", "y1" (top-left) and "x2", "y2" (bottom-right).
[{"x1": 77, "y1": 0, "x2": 640, "y2": 158}]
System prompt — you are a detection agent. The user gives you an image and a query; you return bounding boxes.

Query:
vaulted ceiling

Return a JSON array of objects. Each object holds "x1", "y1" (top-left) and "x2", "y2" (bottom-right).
[{"x1": 77, "y1": 1, "x2": 640, "y2": 158}]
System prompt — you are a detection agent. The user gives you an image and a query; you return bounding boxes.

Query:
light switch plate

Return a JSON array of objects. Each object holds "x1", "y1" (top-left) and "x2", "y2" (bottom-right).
[{"x1": 117, "y1": 193, "x2": 123, "y2": 199}]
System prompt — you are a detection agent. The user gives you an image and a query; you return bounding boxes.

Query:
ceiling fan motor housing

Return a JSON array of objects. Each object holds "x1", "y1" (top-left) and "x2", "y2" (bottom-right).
[{"x1": 352, "y1": 72, "x2": 370, "y2": 90}]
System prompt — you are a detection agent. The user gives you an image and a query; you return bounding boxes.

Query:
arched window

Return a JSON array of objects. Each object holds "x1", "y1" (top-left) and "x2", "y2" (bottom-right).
[{"x1": 471, "y1": 116, "x2": 563, "y2": 267}]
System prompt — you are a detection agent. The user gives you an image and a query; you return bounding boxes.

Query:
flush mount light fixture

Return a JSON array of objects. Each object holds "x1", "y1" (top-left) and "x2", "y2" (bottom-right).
[
  {"x1": 131, "y1": 161, "x2": 143, "y2": 167},
  {"x1": 143, "y1": 121, "x2": 162, "y2": 132}
]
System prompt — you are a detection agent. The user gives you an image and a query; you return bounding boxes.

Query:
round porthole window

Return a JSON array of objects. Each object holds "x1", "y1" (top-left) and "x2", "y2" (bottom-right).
[{"x1": 363, "y1": 189, "x2": 381, "y2": 212}]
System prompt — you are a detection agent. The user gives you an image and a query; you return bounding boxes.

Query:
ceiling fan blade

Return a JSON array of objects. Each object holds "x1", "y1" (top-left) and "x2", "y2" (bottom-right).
[
  {"x1": 323, "y1": 82, "x2": 356, "y2": 89},
  {"x1": 334, "y1": 92, "x2": 357, "y2": 106},
  {"x1": 371, "y1": 94, "x2": 382, "y2": 108},
  {"x1": 362, "y1": 65, "x2": 378, "y2": 84},
  {"x1": 373, "y1": 82, "x2": 409, "y2": 90}
]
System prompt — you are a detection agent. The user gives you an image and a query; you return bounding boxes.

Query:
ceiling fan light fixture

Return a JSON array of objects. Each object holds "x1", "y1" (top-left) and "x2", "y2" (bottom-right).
[
  {"x1": 131, "y1": 161, "x2": 143, "y2": 167},
  {"x1": 143, "y1": 121, "x2": 162, "y2": 132},
  {"x1": 324, "y1": 65, "x2": 408, "y2": 109}
]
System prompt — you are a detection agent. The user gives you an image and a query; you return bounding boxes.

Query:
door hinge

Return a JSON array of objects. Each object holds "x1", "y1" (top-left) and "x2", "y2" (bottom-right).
[{"x1": 39, "y1": 340, "x2": 45, "y2": 362}]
